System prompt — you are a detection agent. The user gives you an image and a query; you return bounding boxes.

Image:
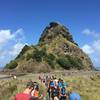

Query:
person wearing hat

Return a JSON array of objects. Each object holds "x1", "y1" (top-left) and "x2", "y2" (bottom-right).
[{"x1": 14, "y1": 81, "x2": 34, "y2": 100}]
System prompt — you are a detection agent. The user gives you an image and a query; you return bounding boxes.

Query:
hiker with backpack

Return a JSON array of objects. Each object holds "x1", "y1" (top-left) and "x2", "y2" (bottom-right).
[
  {"x1": 47, "y1": 78, "x2": 55, "y2": 100},
  {"x1": 51, "y1": 86, "x2": 60, "y2": 100},
  {"x1": 58, "y1": 78, "x2": 63, "y2": 90},
  {"x1": 59, "y1": 86, "x2": 67, "y2": 100}
]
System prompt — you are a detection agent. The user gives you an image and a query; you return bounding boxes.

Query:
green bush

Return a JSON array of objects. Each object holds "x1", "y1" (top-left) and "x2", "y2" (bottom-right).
[
  {"x1": 6, "y1": 61, "x2": 18, "y2": 69},
  {"x1": 46, "y1": 54, "x2": 56, "y2": 68},
  {"x1": 47, "y1": 53, "x2": 55, "y2": 60},
  {"x1": 33, "y1": 48, "x2": 47, "y2": 62},
  {"x1": 57, "y1": 57, "x2": 72, "y2": 69},
  {"x1": 66, "y1": 55, "x2": 83, "y2": 69},
  {"x1": 26, "y1": 53, "x2": 33, "y2": 61},
  {"x1": 57, "y1": 56, "x2": 83, "y2": 70}
]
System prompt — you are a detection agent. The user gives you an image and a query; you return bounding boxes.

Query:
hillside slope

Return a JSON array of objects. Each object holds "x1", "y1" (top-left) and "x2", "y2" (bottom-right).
[{"x1": 4, "y1": 22, "x2": 94, "y2": 72}]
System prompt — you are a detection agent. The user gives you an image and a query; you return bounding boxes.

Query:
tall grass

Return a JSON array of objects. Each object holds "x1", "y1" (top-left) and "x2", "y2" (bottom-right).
[{"x1": 0, "y1": 73, "x2": 100, "y2": 100}]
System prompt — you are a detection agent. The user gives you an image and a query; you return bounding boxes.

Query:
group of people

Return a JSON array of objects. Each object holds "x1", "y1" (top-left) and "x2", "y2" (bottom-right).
[
  {"x1": 14, "y1": 75, "x2": 81, "y2": 100},
  {"x1": 39, "y1": 75, "x2": 81, "y2": 100}
]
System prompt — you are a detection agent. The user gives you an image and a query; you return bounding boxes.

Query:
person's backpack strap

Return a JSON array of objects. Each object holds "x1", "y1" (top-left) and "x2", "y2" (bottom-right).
[{"x1": 60, "y1": 87, "x2": 67, "y2": 96}]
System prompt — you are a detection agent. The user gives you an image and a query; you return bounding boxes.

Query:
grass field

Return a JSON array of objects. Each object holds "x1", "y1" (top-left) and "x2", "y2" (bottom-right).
[{"x1": 0, "y1": 71, "x2": 100, "y2": 100}]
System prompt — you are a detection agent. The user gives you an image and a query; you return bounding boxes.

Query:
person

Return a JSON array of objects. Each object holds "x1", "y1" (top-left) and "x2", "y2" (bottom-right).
[
  {"x1": 45, "y1": 75, "x2": 49, "y2": 88},
  {"x1": 51, "y1": 86, "x2": 60, "y2": 100},
  {"x1": 54, "y1": 77, "x2": 58, "y2": 88},
  {"x1": 14, "y1": 81, "x2": 34, "y2": 100},
  {"x1": 59, "y1": 86, "x2": 67, "y2": 100},
  {"x1": 38, "y1": 76, "x2": 42, "y2": 82},
  {"x1": 31, "y1": 82, "x2": 39, "y2": 97},
  {"x1": 47, "y1": 78, "x2": 55, "y2": 100},
  {"x1": 69, "y1": 91, "x2": 81, "y2": 100}
]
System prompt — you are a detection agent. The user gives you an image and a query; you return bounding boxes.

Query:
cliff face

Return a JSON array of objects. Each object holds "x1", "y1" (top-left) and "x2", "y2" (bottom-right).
[
  {"x1": 39, "y1": 22, "x2": 77, "y2": 45},
  {"x1": 4, "y1": 22, "x2": 94, "y2": 72}
]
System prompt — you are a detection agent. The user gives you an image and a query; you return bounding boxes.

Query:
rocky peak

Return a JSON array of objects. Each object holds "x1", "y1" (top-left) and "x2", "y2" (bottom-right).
[{"x1": 39, "y1": 22, "x2": 77, "y2": 45}]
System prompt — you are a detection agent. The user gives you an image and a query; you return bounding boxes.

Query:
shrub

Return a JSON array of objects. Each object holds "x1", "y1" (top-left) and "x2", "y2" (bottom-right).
[
  {"x1": 46, "y1": 53, "x2": 56, "y2": 68},
  {"x1": 6, "y1": 61, "x2": 18, "y2": 69},
  {"x1": 66, "y1": 55, "x2": 83, "y2": 69},
  {"x1": 57, "y1": 57, "x2": 72, "y2": 69},
  {"x1": 26, "y1": 53, "x2": 33, "y2": 61},
  {"x1": 57, "y1": 55, "x2": 83, "y2": 70},
  {"x1": 47, "y1": 53, "x2": 55, "y2": 60},
  {"x1": 33, "y1": 48, "x2": 47, "y2": 62}
]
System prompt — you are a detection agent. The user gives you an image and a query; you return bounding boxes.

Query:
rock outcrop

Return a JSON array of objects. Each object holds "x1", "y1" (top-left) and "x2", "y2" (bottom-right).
[{"x1": 4, "y1": 22, "x2": 94, "y2": 72}]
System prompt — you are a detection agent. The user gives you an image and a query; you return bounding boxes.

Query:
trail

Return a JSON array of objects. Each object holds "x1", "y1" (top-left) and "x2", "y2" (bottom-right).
[{"x1": 0, "y1": 74, "x2": 11, "y2": 80}]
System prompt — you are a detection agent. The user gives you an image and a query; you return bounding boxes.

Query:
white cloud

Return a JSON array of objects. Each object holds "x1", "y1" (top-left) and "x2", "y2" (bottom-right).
[
  {"x1": 82, "y1": 39, "x2": 100, "y2": 67},
  {"x1": 9, "y1": 43, "x2": 25, "y2": 56},
  {"x1": 82, "y1": 28, "x2": 100, "y2": 38},
  {"x1": 93, "y1": 40, "x2": 100, "y2": 52},
  {"x1": 82, "y1": 39, "x2": 100, "y2": 55},
  {"x1": 0, "y1": 28, "x2": 24, "y2": 46},
  {"x1": 14, "y1": 28, "x2": 25, "y2": 42},
  {"x1": 82, "y1": 44, "x2": 94, "y2": 54},
  {"x1": 82, "y1": 29, "x2": 91, "y2": 35},
  {"x1": 0, "y1": 30, "x2": 14, "y2": 44},
  {"x1": 0, "y1": 28, "x2": 26, "y2": 67}
]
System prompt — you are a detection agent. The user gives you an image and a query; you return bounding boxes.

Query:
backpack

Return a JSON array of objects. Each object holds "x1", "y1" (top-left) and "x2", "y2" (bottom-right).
[
  {"x1": 58, "y1": 82, "x2": 62, "y2": 88},
  {"x1": 32, "y1": 90, "x2": 39, "y2": 97},
  {"x1": 50, "y1": 80, "x2": 55, "y2": 87},
  {"x1": 53, "y1": 88, "x2": 59, "y2": 97},
  {"x1": 60, "y1": 87, "x2": 67, "y2": 96}
]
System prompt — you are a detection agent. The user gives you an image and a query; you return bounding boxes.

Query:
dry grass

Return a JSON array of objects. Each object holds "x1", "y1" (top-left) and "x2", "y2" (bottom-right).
[{"x1": 0, "y1": 72, "x2": 100, "y2": 100}]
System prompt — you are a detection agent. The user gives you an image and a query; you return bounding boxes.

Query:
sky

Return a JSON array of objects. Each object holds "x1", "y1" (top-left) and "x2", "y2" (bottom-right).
[{"x1": 0, "y1": 0, "x2": 100, "y2": 68}]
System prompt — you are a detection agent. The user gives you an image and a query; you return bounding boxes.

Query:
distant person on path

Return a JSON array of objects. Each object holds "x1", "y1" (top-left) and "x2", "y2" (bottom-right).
[{"x1": 14, "y1": 81, "x2": 34, "y2": 100}]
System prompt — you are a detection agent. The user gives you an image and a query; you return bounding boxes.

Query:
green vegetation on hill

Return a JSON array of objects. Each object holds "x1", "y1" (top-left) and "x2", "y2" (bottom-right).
[
  {"x1": 4, "y1": 22, "x2": 93, "y2": 72},
  {"x1": 33, "y1": 48, "x2": 47, "y2": 62},
  {"x1": 57, "y1": 56, "x2": 83, "y2": 70},
  {"x1": 16, "y1": 45, "x2": 31, "y2": 59},
  {"x1": 46, "y1": 53, "x2": 56, "y2": 69},
  {"x1": 5, "y1": 61, "x2": 18, "y2": 69}
]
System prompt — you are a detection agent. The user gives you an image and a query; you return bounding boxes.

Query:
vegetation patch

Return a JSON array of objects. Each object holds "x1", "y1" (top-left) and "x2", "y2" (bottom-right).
[
  {"x1": 5, "y1": 61, "x2": 18, "y2": 69},
  {"x1": 46, "y1": 53, "x2": 56, "y2": 69},
  {"x1": 33, "y1": 48, "x2": 47, "y2": 62},
  {"x1": 16, "y1": 45, "x2": 31, "y2": 59},
  {"x1": 57, "y1": 56, "x2": 83, "y2": 70}
]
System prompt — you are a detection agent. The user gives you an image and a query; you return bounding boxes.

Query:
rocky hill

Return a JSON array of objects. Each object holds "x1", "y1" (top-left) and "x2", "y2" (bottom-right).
[{"x1": 4, "y1": 22, "x2": 94, "y2": 72}]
